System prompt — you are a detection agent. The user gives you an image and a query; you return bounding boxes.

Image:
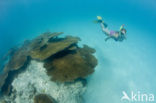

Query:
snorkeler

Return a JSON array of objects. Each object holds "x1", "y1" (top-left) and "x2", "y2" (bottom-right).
[{"x1": 96, "y1": 16, "x2": 127, "y2": 41}]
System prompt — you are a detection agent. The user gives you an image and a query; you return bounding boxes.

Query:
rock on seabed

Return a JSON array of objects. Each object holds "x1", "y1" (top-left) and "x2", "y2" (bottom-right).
[{"x1": 2, "y1": 60, "x2": 86, "y2": 103}]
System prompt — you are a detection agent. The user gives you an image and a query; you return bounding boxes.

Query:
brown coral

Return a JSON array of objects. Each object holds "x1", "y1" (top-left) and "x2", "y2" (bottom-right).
[
  {"x1": 34, "y1": 94, "x2": 55, "y2": 103},
  {"x1": 44, "y1": 45, "x2": 97, "y2": 82},
  {"x1": 3, "y1": 48, "x2": 28, "y2": 72},
  {"x1": 30, "y1": 35, "x2": 80, "y2": 60}
]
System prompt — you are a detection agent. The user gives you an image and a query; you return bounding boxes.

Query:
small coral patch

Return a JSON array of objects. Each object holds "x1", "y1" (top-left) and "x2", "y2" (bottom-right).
[{"x1": 34, "y1": 94, "x2": 55, "y2": 103}]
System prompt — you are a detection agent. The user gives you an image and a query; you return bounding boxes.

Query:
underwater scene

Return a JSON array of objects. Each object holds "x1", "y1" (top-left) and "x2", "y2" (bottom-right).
[{"x1": 0, "y1": 0, "x2": 156, "y2": 103}]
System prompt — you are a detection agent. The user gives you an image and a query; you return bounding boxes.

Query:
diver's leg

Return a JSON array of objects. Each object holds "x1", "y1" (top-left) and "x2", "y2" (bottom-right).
[{"x1": 100, "y1": 23, "x2": 110, "y2": 36}]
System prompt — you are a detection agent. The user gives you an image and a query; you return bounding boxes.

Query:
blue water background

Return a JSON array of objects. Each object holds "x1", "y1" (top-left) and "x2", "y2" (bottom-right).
[{"x1": 0, "y1": 0, "x2": 156, "y2": 102}]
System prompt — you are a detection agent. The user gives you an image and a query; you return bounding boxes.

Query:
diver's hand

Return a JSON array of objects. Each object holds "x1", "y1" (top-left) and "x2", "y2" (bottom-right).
[
  {"x1": 124, "y1": 36, "x2": 127, "y2": 40},
  {"x1": 105, "y1": 37, "x2": 111, "y2": 41}
]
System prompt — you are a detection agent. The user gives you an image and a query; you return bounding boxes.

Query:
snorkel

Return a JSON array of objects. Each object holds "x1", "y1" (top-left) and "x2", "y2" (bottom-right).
[
  {"x1": 120, "y1": 24, "x2": 125, "y2": 31},
  {"x1": 120, "y1": 24, "x2": 126, "y2": 35}
]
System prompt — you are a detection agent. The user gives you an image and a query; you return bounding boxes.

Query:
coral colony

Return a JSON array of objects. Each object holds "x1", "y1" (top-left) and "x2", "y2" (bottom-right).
[{"x1": 0, "y1": 32, "x2": 97, "y2": 103}]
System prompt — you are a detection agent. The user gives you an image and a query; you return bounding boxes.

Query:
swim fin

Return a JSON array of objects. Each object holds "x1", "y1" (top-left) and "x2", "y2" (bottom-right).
[
  {"x1": 97, "y1": 16, "x2": 104, "y2": 23},
  {"x1": 97, "y1": 16, "x2": 102, "y2": 20}
]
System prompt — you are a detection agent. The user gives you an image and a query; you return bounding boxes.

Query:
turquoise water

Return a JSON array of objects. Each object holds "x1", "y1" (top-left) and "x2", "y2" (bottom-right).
[{"x1": 0, "y1": 0, "x2": 156, "y2": 102}]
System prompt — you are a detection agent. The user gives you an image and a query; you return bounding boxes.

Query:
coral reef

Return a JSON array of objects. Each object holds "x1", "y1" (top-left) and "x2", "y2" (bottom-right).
[{"x1": 0, "y1": 32, "x2": 97, "y2": 103}]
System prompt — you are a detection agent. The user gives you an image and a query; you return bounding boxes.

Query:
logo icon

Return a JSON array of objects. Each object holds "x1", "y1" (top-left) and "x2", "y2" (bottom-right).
[{"x1": 121, "y1": 91, "x2": 131, "y2": 101}]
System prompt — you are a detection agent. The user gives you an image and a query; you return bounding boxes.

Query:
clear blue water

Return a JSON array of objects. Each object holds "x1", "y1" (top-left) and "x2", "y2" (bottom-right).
[{"x1": 0, "y1": 0, "x2": 156, "y2": 103}]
